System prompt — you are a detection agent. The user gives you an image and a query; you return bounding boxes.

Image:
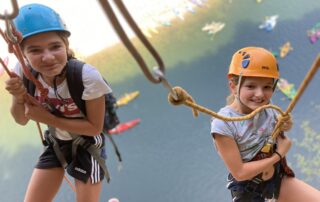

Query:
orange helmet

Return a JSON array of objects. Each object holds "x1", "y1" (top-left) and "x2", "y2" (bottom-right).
[{"x1": 228, "y1": 47, "x2": 279, "y2": 79}]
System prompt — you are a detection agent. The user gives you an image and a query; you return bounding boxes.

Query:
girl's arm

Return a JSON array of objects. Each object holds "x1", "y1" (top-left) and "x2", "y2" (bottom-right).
[
  {"x1": 24, "y1": 95, "x2": 105, "y2": 136},
  {"x1": 5, "y1": 74, "x2": 30, "y2": 125},
  {"x1": 214, "y1": 134, "x2": 284, "y2": 181},
  {"x1": 10, "y1": 97, "x2": 29, "y2": 125}
]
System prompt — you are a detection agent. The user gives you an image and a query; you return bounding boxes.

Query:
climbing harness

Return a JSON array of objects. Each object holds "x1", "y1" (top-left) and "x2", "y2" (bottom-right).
[
  {"x1": 228, "y1": 161, "x2": 284, "y2": 201},
  {"x1": 45, "y1": 126, "x2": 111, "y2": 182}
]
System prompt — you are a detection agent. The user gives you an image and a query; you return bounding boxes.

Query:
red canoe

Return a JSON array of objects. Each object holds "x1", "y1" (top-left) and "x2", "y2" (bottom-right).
[{"x1": 107, "y1": 118, "x2": 141, "y2": 135}]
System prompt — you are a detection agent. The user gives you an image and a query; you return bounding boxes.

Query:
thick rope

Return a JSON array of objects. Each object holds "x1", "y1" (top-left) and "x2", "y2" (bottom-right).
[{"x1": 98, "y1": 0, "x2": 164, "y2": 84}]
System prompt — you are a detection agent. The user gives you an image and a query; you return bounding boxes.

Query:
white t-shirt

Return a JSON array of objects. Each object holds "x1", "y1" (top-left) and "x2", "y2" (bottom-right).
[
  {"x1": 211, "y1": 105, "x2": 279, "y2": 162},
  {"x1": 14, "y1": 62, "x2": 112, "y2": 140}
]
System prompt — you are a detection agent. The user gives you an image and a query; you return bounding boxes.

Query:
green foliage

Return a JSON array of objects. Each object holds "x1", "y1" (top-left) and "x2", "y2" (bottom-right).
[{"x1": 293, "y1": 121, "x2": 320, "y2": 183}]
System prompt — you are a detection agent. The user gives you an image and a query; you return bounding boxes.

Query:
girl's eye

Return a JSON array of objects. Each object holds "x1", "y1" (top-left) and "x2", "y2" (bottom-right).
[
  {"x1": 245, "y1": 85, "x2": 255, "y2": 89},
  {"x1": 29, "y1": 49, "x2": 41, "y2": 53},
  {"x1": 54, "y1": 45, "x2": 62, "y2": 49},
  {"x1": 50, "y1": 44, "x2": 63, "y2": 50}
]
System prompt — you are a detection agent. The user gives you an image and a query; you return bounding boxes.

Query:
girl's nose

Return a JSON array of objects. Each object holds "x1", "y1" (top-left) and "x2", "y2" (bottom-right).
[
  {"x1": 255, "y1": 88, "x2": 264, "y2": 97},
  {"x1": 41, "y1": 50, "x2": 54, "y2": 61}
]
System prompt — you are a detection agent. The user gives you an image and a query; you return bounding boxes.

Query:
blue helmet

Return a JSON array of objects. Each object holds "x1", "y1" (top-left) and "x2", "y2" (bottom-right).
[{"x1": 13, "y1": 3, "x2": 70, "y2": 39}]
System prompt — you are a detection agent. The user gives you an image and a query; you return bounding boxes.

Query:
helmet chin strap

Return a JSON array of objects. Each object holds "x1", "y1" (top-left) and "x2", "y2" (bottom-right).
[{"x1": 235, "y1": 72, "x2": 251, "y2": 112}]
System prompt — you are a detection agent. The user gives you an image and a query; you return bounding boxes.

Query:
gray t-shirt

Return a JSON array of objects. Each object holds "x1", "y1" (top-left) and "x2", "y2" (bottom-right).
[{"x1": 211, "y1": 105, "x2": 278, "y2": 162}]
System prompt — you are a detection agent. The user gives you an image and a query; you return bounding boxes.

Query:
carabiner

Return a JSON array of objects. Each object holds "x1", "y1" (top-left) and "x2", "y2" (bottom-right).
[
  {"x1": 0, "y1": 0, "x2": 19, "y2": 20},
  {"x1": 5, "y1": 17, "x2": 18, "y2": 43},
  {"x1": 153, "y1": 67, "x2": 178, "y2": 100}
]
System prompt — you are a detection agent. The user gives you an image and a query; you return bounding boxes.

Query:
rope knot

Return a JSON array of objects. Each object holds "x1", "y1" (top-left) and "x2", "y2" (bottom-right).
[{"x1": 168, "y1": 86, "x2": 199, "y2": 117}]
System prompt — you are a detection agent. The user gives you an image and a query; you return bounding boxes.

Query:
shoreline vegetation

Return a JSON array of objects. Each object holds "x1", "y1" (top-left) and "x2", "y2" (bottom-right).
[{"x1": 85, "y1": 0, "x2": 224, "y2": 84}]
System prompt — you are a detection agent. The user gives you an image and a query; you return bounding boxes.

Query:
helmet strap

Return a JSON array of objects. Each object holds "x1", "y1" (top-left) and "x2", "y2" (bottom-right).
[
  {"x1": 236, "y1": 73, "x2": 251, "y2": 112},
  {"x1": 273, "y1": 79, "x2": 278, "y2": 91}
]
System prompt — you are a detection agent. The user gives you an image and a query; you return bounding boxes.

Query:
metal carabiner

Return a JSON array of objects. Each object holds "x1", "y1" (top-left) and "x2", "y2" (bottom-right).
[
  {"x1": 153, "y1": 67, "x2": 178, "y2": 100},
  {"x1": 0, "y1": 0, "x2": 19, "y2": 20},
  {"x1": 4, "y1": 17, "x2": 18, "y2": 43}
]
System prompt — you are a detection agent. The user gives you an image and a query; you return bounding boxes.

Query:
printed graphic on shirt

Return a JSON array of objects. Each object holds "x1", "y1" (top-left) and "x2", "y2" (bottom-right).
[{"x1": 35, "y1": 96, "x2": 81, "y2": 117}]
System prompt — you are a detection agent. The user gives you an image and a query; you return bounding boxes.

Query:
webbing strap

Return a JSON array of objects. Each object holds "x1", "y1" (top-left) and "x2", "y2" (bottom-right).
[
  {"x1": 104, "y1": 132, "x2": 122, "y2": 162},
  {"x1": 47, "y1": 127, "x2": 68, "y2": 168},
  {"x1": 86, "y1": 144, "x2": 110, "y2": 182},
  {"x1": 71, "y1": 135, "x2": 111, "y2": 182}
]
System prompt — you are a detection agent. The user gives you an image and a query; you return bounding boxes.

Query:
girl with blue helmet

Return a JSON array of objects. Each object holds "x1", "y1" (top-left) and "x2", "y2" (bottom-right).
[
  {"x1": 211, "y1": 47, "x2": 320, "y2": 201},
  {"x1": 5, "y1": 4, "x2": 110, "y2": 202}
]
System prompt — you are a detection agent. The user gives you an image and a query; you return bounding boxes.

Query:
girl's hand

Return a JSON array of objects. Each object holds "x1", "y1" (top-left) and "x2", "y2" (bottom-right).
[
  {"x1": 24, "y1": 95, "x2": 53, "y2": 123},
  {"x1": 276, "y1": 135, "x2": 292, "y2": 158},
  {"x1": 5, "y1": 72, "x2": 27, "y2": 103},
  {"x1": 278, "y1": 113, "x2": 293, "y2": 132}
]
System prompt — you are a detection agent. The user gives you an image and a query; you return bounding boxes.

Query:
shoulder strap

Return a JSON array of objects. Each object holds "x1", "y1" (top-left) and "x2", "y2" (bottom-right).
[
  {"x1": 22, "y1": 67, "x2": 39, "y2": 96},
  {"x1": 66, "y1": 59, "x2": 87, "y2": 115}
]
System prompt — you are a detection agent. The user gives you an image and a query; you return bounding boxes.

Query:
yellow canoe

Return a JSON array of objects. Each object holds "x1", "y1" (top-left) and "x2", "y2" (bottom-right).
[
  {"x1": 279, "y1": 42, "x2": 293, "y2": 58},
  {"x1": 116, "y1": 91, "x2": 140, "y2": 107}
]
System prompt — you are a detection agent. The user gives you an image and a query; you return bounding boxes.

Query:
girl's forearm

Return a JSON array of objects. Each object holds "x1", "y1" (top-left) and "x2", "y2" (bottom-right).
[
  {"x1": 236, "y1": 154, "x2": 280, "y2": 181},
  {"x1": 10, "y1": 99, "x2": 29, "y2": 125}
]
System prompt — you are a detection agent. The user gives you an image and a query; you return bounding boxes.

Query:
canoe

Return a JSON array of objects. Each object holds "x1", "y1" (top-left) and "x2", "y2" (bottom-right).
[
  {"x1": 116, "y1": 91, "x2": 140, "y2": 107},
  {"x1": 259, "y1": 15, "x2": 278, "y2": 32},
  {"x1": 307, "y1": 23, "x2": 320, "y2": 44},
  {"x1": 202, "y1": 21, "x2": 225, "y2": 35},
  {"x1": 276, "y1": 78, "x2": 297, "y2": 100},
  {"x1": 279, "y1": 42, "x2": 293, "y2": 58},
  {"x1": 108, "y1": 118, "x2": 141, "y2": 135}
]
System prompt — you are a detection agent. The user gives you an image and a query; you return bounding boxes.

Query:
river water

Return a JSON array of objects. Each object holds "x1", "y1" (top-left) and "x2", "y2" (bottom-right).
[{"x1": 1, "y1": 0, "x2": 320, "y2": 201}]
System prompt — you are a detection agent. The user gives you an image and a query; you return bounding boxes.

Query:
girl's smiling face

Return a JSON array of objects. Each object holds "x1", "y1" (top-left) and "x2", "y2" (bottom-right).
[
  {"x1": 231, "y1": 76, "x2": 274, "y2": 114},
  {"x1": 22, "y1": 31, "x2": 68, "y2": 83}
]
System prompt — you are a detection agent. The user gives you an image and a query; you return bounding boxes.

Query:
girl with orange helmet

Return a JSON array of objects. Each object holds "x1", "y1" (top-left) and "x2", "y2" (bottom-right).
[
  {"x1": 5, "y1": 4, "x2": 111, "y2": 202},
  {"x1": 211, "y1": 47, "x2": 320, "y2": 201}
]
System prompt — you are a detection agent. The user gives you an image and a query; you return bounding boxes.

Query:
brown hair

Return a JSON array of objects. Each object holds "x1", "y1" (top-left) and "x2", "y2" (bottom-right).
[
  {"x1": 226, "y1": 75, "x2": 239, "y2": 105},
  {"x1": 56, "y1": 31, "x2": 74, "y2": 59}
]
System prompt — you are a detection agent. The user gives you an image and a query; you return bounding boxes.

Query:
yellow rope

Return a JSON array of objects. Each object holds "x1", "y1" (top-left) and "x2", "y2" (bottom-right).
[{"x1": 168, "y1": 86, "x2": 284, "y2": 121}]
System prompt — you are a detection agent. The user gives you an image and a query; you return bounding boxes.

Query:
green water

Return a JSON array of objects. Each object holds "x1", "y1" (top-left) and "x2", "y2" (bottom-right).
[{"x1": 1, "y1": 0, "x2": 320, "y2": 201}]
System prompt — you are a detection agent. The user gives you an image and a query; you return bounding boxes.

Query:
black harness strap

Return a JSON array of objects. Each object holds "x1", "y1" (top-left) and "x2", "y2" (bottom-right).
[{"x1": 45, "y1": 127, "x2": 68, "y2": 169}]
